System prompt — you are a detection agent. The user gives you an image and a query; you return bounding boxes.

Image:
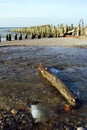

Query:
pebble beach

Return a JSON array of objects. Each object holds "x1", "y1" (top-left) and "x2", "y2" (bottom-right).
[{"x1": 0, "y1": 37, "x2": 87, "y2": 130}]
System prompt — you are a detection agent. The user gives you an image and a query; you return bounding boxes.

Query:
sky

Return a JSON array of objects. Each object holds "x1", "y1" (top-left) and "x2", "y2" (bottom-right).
[{"x1": 0, "y1": 0, "x2": 87, "y2": 27}]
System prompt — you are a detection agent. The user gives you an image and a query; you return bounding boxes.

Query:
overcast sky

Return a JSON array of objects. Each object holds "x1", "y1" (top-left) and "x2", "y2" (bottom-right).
[{"x1": 0, "y1": 0, "x2": 87, "y2": 27}]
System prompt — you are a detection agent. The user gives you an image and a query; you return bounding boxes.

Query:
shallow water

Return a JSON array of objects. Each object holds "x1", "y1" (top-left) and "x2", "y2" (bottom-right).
[{"x1": 0, "y1": 46, "x2": 87, "y2": 124}]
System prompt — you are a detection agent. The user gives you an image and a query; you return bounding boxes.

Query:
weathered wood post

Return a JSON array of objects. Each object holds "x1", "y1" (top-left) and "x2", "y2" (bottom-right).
[
  {"x1": 77, "y1": 24, "x2": 81, "y2": 36},
  {"x1": 59, "y1": 24, "x2": 64, "y2": 37},
  {"x1": 6, "y1": 34, "x2": 11, "y2": 41},
  {"x1": 19, "y1": 34, "x2": 22, "y2": 40},
  {"x1": 0, "y1": 35, "x2": 1, "y2": 42},
  {"x1": 31, "y1": 33, "x2": 36, "y2": 39},
  {"x1": 57, "y1": 25, "x2": 60, "y2": 37},
  {"x1": 38, "y1": 33, "x2": 41, "y2": 39},
  {"x1": 54, "y1": 27, "x2": 58, "y2": 38},
  {"x1": 8, "y1": 34, "x2": 11, "y2": 41},
  {"x1": 81, "y1": 27, "x2": 84, "y2": 36},
  {"x1": 25, "y1": 33, "x2": 28, "y2": 39},
  {"x1": 14, "y1": 34, "x2": 17, "y2": 40},
  {"x1": 71, "y1": 24, "x2": 73, "y2": 30},
  {"x1": 64, "y1": 24, "x2": 68, "y2": 34},
  {"x1": 6, "y1": 34, "x2": 8, "y2": 41},
  {"x1": 84, "y1": 27, "x2": 87, "y2": 37}
]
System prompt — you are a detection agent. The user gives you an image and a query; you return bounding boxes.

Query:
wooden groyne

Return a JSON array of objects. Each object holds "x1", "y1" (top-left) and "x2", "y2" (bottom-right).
[
  {"x1": 10, "y1": 20, "x2": 87, "y2": 39},
  {"x1": 0, "y1": 33, "x2": 29, "y2": 42},
  {"x1": 1, "y1": 19, "x2": 87, "y2": 42},
  {"x1": 11, "y1": 24, "x2": 75, "y2": 38}
]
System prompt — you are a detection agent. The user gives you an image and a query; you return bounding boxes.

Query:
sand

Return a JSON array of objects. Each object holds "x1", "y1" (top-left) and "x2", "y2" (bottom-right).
[{"x1": 0, "y1": 37, "x2": 87, "y2": 47}]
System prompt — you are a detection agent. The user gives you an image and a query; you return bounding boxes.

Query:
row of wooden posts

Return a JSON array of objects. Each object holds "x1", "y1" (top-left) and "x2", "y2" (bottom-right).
[
  {"x1": 0, "y1": 32, "x2": 60, "y2": 42},
  {"x1": 0, "y1": 33, "x2": 29, "y2": 42},
  {"x1": 0, "y1": 26, "x2": 86, "y2": 42},
  {"x1": 11, "y1": 22, "x2": 87, "y2": 38},
  {"x1": 6, "y1": 34, "x2": 28, "y2": 41}
]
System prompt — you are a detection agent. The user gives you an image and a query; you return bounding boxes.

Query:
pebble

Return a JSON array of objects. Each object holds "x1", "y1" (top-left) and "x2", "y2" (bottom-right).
[
  {"x1": 77, "y1": 127, "x2": 86, "y2": 130},
  {"x1": 0, "y1": 108, "x2": 87, "y2": 130},
  {"x1": 14, "y1": 109, "x2": 34, "y2": 129},
  {"x1": 11, "y1": 108, "x2": 18, "y2": 115},
  {"x1": 0, "y1": 109, "x2": 17, "y2": 130},
  {"x1": 0, "y1": 109, "x2": 35, "y2": 130}
]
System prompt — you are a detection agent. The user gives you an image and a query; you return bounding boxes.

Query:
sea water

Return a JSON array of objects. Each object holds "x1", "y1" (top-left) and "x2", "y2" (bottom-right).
[{"x1": 0, "y1": 27, "x2": 20, "y2": 42}]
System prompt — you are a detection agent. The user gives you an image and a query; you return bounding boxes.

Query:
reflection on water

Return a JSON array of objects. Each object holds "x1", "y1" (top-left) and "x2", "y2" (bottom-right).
[{"x1": 0, "y1": 46, "x2": 87, "y2": 120}]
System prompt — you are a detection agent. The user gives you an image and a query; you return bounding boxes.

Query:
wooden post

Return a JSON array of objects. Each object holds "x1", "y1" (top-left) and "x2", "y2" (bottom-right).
[
  {"x1": 0, "y1": 35, "x2": 1, "y2": 42},
  {"x1": 14, "y1": 34, "x2": 17, "y2": 40},
  {"x1": 77, "y1": 24, "x2": 81, "y2": 36},
  {"x1": 31, "y1": 33, "x2": 35, "y2": 39},
  {"x1": 8, "y1": 34, "x2": 11, "y2": 41},
  {"x1": 64, "y1": 25, "x2": 68, "y2": 33},
  {"x1": 81, "y1": 27, "x2": 84, "y2": 36},
  {"x1": 38, "y1": 33, "x2": 41, "y2": 39},
  {"x1": 19, "y1": 34, "x2": 22, "y2": 40},
  {"x1": 71, "y1": 24, "x2": 73, "y2": 30},
  {"x1": 6, "y1": 34, "x2": 8, "y2": 41},
  {"x1": 25, "y1": 33, "x2": 28, "y2": 39},
  {"x1": 85, "y1": 27, "x2": 87, "y2": 37}
]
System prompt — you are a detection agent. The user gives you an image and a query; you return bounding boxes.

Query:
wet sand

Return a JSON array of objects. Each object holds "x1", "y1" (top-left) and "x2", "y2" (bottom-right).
[{"x1": 0, "y1": 37, "x2": 87, "y2": 47}]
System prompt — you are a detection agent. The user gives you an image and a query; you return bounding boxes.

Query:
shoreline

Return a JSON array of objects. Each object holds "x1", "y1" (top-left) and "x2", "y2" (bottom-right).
[{"x1": 0, "y1": 37, "x2": 87, "y2": 48}]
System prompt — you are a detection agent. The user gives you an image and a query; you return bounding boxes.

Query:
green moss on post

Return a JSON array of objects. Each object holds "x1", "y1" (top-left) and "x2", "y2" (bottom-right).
[
  {"x1": 6, "y1": 34, "x2": 11, "y2": 41},
  {"x1": 11, "y1": 24, "x2": 78, "y2": 38},
  {"x1": 48, "y1": 33, "x2": 53, "y2": 38}
]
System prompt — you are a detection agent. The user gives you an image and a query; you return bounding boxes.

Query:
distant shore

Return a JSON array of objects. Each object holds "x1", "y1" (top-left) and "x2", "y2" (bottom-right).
[{"x1": 0, "y1": 37, "x2": 87, "y2": 48}]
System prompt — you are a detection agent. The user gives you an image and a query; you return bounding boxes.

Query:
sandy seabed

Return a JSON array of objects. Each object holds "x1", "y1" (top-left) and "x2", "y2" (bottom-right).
[{"x1": 0, "y1": 37, "x2": 87, "y2": 47}]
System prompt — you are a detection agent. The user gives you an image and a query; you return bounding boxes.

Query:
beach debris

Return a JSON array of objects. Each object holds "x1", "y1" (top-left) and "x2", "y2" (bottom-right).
[
  {"x1": 64, "y1": 104, "x2": 72, "y2": 112},
  {"x1": 11, "y1": 108, "x2": 18, "y2": 115},
  {"x1": 38, "y1": 64, "x2": 80, "y2": 107}
]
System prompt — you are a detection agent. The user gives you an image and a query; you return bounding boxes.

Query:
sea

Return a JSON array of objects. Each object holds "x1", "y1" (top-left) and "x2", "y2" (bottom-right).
[{"x1": 0, "y1": 27, "x2": 20, "y2": 42}]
